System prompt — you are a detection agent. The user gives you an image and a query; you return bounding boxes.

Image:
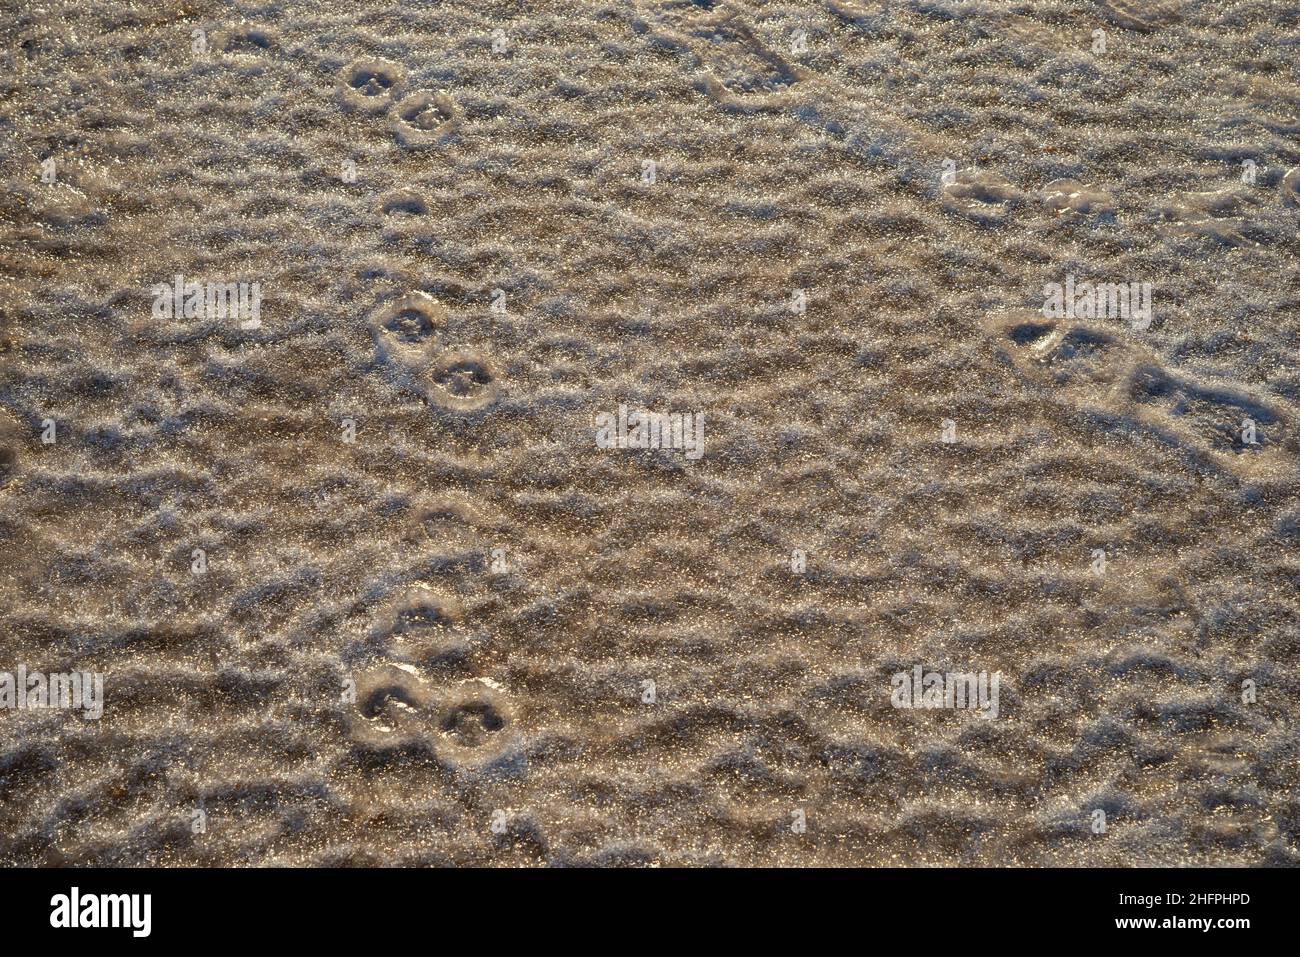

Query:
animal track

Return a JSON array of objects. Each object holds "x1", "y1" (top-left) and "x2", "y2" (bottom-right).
[
  {"x1": 370, "y1": 584, "x2": 468, "y2": 668},
  {"x1": 1158, "y1": 187, "x2": 1259, "y2": 246},
  {"x1": 686, "y1": 9, "x2": 804, "y2": 112},
  {"x1": 991, "y1": 310, "x2": 1296, "y2": 472},
  {"x1": 348, "y1": 665, "x2": 436, "y2": 750},
  {"x1": 401, "y1": 496, "x2": 488, "y2": 566},
  {"x1": 1122, "y1": 362, "x2": 1289, "y2": 458},
  {"x1": 424, "y1": 348, "x2": 501, "y2": 412},
  {"x1": 1041, "y1": 179, "x2": 1117, "y2": 219},
  {"x1": 942, "y1": 170, "x2": 1024, "y2": 225},
  {"x1": 377, "y1": 190, "x2": 429, "y2": 218},
  {"x1": 217, "y1": 25, "x2": 280, "y2": 56},
  {"x1": 389, "y1": 92, "x2": 460, "y2": 146},
  {"x1": 337, "y1": 59, "x2": 406, "y2": 114},
  {"x1": 369, "y1": 292, "x2": 447, "y2": 392},
  {"x1": 347, "y1": 667, "x2": 516, "y2": 769},
  {"x1": 434, "y1": 680, "x2": 516, "y2": 768}
]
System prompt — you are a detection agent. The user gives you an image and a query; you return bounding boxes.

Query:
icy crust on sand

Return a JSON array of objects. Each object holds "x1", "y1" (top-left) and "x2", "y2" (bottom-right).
[{"x1": 1, "y1": 0, "x2": 1298, "y2": 866}]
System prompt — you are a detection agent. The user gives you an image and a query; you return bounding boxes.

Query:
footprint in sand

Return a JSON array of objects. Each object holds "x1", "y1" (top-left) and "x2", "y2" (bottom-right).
[
  {"x1": 368, "y1": 291, "x2": 447, "y2": 393},
  {"x1": 401, "y1": 496, "x2": 490, "y2": 569},
  {"x1": 348, "y1": 664, "x2": 437, "y2": 750},
  {"x1": 434, "y1": 680, "x2": 517, "y2": 769},
  {"x1": 424, "y1": 348, "x2": 502, "y2": 413},
  {"x1": 1098, "y1": 0, "x2": 1186, "y2": 32},
  {"x1": 684, "y1": 9, "x2": 804, "y2": 113},
  {"x1": 216, "y1": 25, "x2": 280, "y2": 57},
  {"x1": 990, "y1": 310, "x2": 1296, "y2": 473},
  {"x1": 941, "y1": 169, "x2": 1025, "y2": 225},
  {"x1": 1122, "y1": 362, "x2": 1293, "y2": 462},
  {"x1": 337, "y1": 58, "x2": 406, "y2": 115},
  {"x1": 389, "y1": 92, "x2": 461, "y2": 147},
  {"x1": 376, "y1": 189, "x2": 430, "y2": 242},
  {"x1": 348, "y1": 666, "x2": 516, "y2": 768},
  {"x1": 1158, "y1": 187, "x2": 1260, "y2": 246},
  {"x1": 377, "y1": 189, "x2": 429, "y2": 218},
  {"x1": 1040, "y1": 179, "x2": 1117, "y2": 219},
  {"x1": 370, "y1": 583, "x2": 467, "y2": 667}
]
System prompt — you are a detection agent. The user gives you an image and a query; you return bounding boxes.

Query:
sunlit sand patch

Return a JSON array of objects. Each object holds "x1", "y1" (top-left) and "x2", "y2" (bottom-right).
[
  {"x1": 424, "y1": 348, "x2": 501, "y2": 412},
  {"x1": 1041, "y1": 179, "x2": 1117, "y2": 219},
  {"x1": 337, "y1": 58, "x2": 406, "y2": 114},
  {"x1": 941, "y1": 170, "x2": 1025, "y2": 225},
  {"x1": 29, "y1": 181, "x2": 107, "y2": 230},
  {"x1": 389, "y1": 92, "x2": 460, "y2": 147},
  {"x1": 825, "y1": 0, "x2": 886, "y2": 32},
  {"x1": 1158, "y1": 187, "x2": 1260, "y2": 246}
]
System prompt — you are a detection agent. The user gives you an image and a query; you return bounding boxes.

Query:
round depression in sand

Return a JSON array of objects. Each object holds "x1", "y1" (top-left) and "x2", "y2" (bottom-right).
[
  {"x1": 369, "y1": 291, "x2": 447, "y2": 381},
  {"x1": 424, "y1": 348, "x2": 501, "y2": 412},
  {"x1": 389, "y1": 92, "x2": 460, "y2": 146},
  {"x1": 337, "y1": 58, "x2": 406, "y2": 114}
]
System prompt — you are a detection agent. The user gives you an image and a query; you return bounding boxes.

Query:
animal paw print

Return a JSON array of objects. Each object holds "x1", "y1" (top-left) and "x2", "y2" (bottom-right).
[
  {"x1": 990, "y1": 310, "x2": 1297, "y2": 473},
  {"x1": 389, "y1": 92, "x2": 461, "y2": 147},
  {"x1": 370, "y1": 583, "x2": 468, "y2": 669},
  {"x1": 425, "y1": 348, "x2": 501, "y2": 412},
  {"x1": 369, "y1": 291, "x2": 446, "y2": 391},
  {"x1": 337, "y1": 59, "x2": 406, "y2": 114},
  {"x1": 215, "y1": 25, "x2": 280, "y2": 57},
  {"x1": 348, "y1": 667, "x2": 517, "y2": 769},
  {"x1": 941, "y1": 170, "x2": 1025, "y2": 225},
  {"x1": 1158, "y1": 187, "x2": 1260, "y2": 246},
  {"x1": 992, "y1": 311, "x2": 1131, "y2": 394},
  {"x1": 401, "y1": 496, "x2": 490, "y2": 568},
  {"x1": 347, "y1": 664, "x2": 436, "y2": 750},
  {"x1": 1041, "y1": 179, "x2": 1116, "y2": 219},
  {"x1": 433, "y1": 680, "x2": 517, "y2": 770}
]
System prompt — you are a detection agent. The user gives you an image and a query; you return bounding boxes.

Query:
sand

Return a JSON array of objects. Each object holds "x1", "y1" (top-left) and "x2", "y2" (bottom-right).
[{"x1": 1, "y1": 0, "x2": 1298, "y2": 866}]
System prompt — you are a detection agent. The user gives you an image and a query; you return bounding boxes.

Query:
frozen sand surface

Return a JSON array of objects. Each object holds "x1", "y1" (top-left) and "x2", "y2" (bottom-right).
[{"x1": 1, "y1": 1, "x2": 1298, "y2": 865}]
